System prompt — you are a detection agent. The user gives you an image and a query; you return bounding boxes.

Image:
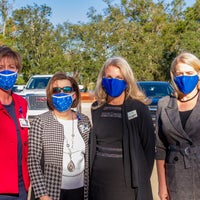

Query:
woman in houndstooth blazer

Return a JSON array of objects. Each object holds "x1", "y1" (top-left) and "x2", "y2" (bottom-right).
[{"x1": 28, "y1": 72, "x2": 91, "y2": 200}]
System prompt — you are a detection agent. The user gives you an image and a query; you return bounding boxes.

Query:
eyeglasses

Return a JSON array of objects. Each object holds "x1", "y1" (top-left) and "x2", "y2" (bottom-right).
[{"x1": 53, "y1": 86, "x2": 74, "y2": 94}]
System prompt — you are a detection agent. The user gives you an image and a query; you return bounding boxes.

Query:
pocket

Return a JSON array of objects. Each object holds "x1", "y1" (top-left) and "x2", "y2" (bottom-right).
[{"x1": 165, "y1": 163, "x2": 176, "y2": 192}]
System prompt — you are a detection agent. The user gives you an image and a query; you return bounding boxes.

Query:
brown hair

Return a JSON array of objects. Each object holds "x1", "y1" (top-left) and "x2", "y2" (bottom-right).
[
  {"x1": 0, "y1": 46, "x2": 22, "y2": 72},
  {"x1": 46, "y1": 72, "x2": 80, "y2": 110}
]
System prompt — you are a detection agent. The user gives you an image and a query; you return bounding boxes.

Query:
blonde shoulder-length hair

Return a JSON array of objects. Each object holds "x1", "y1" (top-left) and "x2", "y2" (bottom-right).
[
  {"x1": 92, "y1": 56, "x2": 148, "y2": 109},
  {"x1": 170, "y1": 52, "x2": 200, "y2": 97}
]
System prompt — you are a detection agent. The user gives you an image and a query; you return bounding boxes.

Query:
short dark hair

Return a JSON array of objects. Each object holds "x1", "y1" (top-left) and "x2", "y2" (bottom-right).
[
  {"x1": 0, "y1": 46, "x2": 22, "y2": 72},
  {"x1": 46, "y1": 72, "x2": 80, "y2": 110}
]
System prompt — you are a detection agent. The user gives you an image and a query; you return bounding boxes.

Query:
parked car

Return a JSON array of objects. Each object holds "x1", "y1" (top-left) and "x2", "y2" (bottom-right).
[
  {"x1": 12, "y1": 84, "x2": 25, "y2": 93},
  {"x1": 19, "y1": 75, "x2": 53, "y2": 121},
  {"x1": 137, "y1": 81, "x2": 174, "y2": 123}
]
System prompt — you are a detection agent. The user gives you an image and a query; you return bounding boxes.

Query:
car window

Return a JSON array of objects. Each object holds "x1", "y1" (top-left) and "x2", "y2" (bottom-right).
[
  {"x1": 12, "y1": 85, "x2": 19, "y2": 92},
  {"x1": 138, "y1": 82, "x2": 173, "y2": 98},
  {"x1": 26, "y1": 77, "x2": 51, "y2": 89}
]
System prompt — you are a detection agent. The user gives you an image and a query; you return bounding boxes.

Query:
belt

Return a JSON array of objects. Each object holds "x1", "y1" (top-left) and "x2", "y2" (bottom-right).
[
  {"x1": 168, "y1": 144, "x2": 200, "y2": 168},
  {"x1": 96, "y1": 145, "x2": 123, "y2": 158}
]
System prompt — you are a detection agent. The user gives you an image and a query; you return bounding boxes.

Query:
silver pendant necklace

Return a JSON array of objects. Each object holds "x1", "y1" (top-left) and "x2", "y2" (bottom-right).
[
  {"x1": 66, "y1": 113, "x2": 75, "y2": 172},
  {"x1": 52, "y1": 111, "x2": 76, "y2": 172}
]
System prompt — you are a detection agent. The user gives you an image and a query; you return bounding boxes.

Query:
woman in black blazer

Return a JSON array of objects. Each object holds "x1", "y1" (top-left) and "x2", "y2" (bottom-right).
[{"x1": 89, "y1": 56, "x2": 155, "y2": 200}]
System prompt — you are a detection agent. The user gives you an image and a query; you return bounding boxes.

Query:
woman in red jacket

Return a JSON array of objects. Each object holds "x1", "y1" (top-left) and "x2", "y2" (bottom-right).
[{"x1": 0, "y1": 46, "x2": 30, "y2": 200}]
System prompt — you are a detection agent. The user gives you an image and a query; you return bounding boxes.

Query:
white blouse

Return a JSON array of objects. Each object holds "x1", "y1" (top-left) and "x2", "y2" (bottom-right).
[{"x1": 57, "y1": 118, "x2": 85, "y2": 189}]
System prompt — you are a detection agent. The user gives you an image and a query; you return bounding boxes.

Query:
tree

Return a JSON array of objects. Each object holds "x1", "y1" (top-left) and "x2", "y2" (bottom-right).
[
  {"x1": 1, "y1": 0, "x2": 199, "y2": 85},
  {"x1": 0, "y1": 0, "x2": 15, "y2": 37},
  {"x1": 12, "y1": 4, "x2": 69, "y2": 81}
]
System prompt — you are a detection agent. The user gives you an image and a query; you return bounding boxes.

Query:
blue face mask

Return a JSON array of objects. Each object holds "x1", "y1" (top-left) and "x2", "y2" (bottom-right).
[
  {"x1": 52, "y1": 93, "x2": 73, "y2": 112},
  {"x1": 0, "y1": 70, "x2": 18, "y2": 91},
  {"x1": 174, "y1": 75, "x2": 199, "y2": 94},
  {"x1": 102, "y1": 77, "x2": 127, "y2": 97}
]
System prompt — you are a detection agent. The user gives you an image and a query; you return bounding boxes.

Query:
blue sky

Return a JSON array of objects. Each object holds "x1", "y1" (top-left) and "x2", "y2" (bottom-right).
[
  {"x1": 12, "y1": 0, "x2": 196, "y2": 25},
  {"x1": 13, "y1": 0, "x2": 121, "y2": 25}
]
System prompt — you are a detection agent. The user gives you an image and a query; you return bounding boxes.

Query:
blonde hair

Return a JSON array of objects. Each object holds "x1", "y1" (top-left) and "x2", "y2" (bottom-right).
[
  {"x1": 93, "y1": 56, "x2": 148, "y2": 108},
  {"x1": 170, "y1": 52, "x2": 200, "y2": 97}
]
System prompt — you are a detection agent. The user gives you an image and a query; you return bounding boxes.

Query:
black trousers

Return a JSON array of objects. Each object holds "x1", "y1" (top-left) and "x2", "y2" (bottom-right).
[{"x1": 60, "y1": 187, "x2": 84, "y2": 200}]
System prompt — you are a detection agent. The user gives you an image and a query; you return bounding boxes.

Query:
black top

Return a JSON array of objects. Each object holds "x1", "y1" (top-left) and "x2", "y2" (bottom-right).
[
  {"x1": 96, "y1": 103, "x2": 123, "y2": 147},
  {"x1": 90, "y1": 104, "x2": 135, "y2": 200},
  {"x1": 179, "y1": 109, "x2": 192, "y2": 130}
]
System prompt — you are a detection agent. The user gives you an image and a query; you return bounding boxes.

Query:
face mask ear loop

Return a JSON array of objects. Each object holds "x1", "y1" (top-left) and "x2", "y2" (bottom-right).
[
  {"x1": 71, "y1": 92, "x2": 76, "y2": 101},
  {"x1": 197, "y1": 74, "x2": 200, "y2": 91}
]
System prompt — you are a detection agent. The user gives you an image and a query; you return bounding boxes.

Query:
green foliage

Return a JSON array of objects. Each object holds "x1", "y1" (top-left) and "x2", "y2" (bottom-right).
[
  {"x1": 11, "y1": 4, "x2": 69, "y2": 81},
  {"x1": 16, "y1": 74, "x2": 25, "y2": 84}
]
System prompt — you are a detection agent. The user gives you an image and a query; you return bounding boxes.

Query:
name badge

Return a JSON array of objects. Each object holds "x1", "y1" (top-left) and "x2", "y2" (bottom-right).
[
  {"x1": 127, "y1": 110, "x2": 138, "y2": 120},
  {"x1": 79, "y1": 124, "x2": 90, "y2": 133},
  {"x1": 19, "y1": 118, "x2": 31, "y2": 128}
]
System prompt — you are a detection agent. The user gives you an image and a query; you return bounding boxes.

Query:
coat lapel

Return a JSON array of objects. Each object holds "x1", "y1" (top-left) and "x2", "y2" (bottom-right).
[
  {"x1": 165, "y1": 97, "x2": 192, "y2": 142},
  {"x1": 184, "y1": 95, "x2": 200, "y2": 139}
]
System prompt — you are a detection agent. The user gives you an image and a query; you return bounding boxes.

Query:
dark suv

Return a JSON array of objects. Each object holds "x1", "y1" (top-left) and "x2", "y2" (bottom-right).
[{"x1": 137, "y1": 81, "x2": 174, "y2": 122}]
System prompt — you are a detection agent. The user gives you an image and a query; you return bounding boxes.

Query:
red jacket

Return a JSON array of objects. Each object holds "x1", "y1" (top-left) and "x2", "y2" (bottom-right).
[{"x1": 0, "y1": 93, "x2": 30, "y2": 193}]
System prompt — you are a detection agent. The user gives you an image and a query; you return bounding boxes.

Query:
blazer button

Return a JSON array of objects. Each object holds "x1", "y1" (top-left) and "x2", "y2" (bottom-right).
[
  {"x1": 24, "y1": 141, "x2": 28, "y2": 146},
  {"x1": 174, "y1": 156, "x2": 178, "y2": 161}
]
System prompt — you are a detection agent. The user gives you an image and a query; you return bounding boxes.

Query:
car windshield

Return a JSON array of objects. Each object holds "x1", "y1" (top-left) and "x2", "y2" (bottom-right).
[
  {"x1": 26, "y1": 77, "x2": 51, "y2": 89},
  {"x1": 138, "y1": 82, "x2": 174, "y2": 98}
]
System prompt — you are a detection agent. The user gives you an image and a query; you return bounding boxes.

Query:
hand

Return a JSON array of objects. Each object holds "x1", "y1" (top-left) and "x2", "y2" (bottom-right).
[
  {"x1": 158, "y1": 186, "x2": 170, "y2": 200},
  {"x1": 40, "y1": 195, "x2": 52, "y2": 200}
]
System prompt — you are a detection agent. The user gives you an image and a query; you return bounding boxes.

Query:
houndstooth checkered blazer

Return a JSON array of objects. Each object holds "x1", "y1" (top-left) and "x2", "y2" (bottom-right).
[{"x1": 28, "y1": 110, "x2": 91, "y2": 200}]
